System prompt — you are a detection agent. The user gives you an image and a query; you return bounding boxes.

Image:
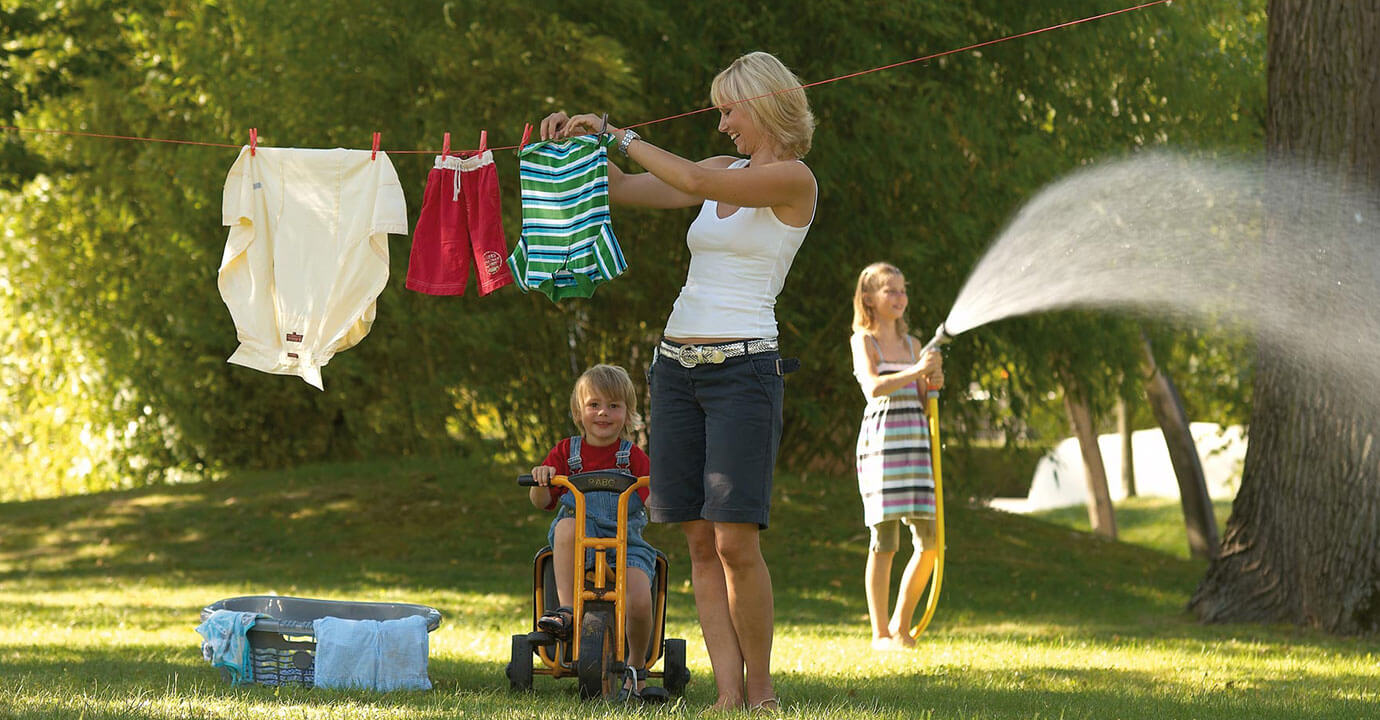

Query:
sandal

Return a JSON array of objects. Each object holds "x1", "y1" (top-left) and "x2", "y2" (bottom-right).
[
  {"x1": 536, "y1": 606, "x2": 573, "y2": 639},
  {"x1": 616, "y1": 666, "x2": 669, "y2": 704},
  {"x1": 748, "y1": 697, "x2": 781, "y2": 715}
]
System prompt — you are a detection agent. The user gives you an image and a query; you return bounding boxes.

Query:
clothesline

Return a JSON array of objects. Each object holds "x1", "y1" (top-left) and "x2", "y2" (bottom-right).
[{"x1": 0, "y1": 0, "x2": 1172, "y2": 156}]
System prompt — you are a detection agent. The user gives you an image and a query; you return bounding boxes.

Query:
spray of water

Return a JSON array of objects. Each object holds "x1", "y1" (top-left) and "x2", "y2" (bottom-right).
[{"x1": 924, "y1": 152, "x2": 1379, "y2": 388}]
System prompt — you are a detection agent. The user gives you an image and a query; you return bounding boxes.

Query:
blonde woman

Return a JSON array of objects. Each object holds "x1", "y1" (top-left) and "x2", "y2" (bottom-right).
[
  {"x1": 850, "y1": 262, "x2": 944, "y2": 650},
  {"x1": 543, "y1": 51, "x2": 816, "y2": 712}
]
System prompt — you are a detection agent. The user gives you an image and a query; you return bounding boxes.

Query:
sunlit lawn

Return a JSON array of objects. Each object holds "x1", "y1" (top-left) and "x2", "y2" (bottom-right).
[{"x1": 2, "y1": 457, "x2": 1376, "y2": 719}]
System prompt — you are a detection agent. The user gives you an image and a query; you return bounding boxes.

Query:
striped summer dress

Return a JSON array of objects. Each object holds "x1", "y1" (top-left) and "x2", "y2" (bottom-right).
[
  {"x1": 855, "y1": 335, "x2": 936, "y2": 527},
  {"x1": 506, "y1": 135, "x2": 627, "y2": 302}
]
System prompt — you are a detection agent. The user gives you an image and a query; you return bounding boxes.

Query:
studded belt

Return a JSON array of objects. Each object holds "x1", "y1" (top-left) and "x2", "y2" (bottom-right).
[{"x1": 658, "y1": 339, "x2": 779, "y2": 368}]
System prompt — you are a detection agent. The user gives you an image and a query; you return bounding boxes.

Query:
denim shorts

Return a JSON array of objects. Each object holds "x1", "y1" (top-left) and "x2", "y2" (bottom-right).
[{"x1": 646, "y1": 340, "x2": 793, "y2": 529}]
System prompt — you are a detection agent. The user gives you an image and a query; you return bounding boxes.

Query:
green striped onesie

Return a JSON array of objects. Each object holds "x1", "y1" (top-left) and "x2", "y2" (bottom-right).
[{"x1": 506, "y1": 136, "x2": 627, "y2": 302}]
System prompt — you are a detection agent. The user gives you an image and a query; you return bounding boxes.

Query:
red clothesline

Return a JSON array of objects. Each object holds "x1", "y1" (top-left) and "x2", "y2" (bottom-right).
[{"x1": 0, "y1": 0, "x2": 1173, "y2": 156}]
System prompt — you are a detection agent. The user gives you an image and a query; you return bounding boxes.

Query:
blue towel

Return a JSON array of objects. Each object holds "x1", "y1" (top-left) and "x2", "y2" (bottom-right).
[
  {"x1": 195, "y1": 610, "x2": 259, "y2": 685},
  {"x1": 313, "y1": 615, "x2": 431, "y2": 691}
]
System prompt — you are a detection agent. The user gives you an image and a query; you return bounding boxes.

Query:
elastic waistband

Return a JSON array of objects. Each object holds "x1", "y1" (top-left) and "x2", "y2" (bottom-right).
[{"x1": 434, "y1": 151, "x2": 494, "y2": 172}]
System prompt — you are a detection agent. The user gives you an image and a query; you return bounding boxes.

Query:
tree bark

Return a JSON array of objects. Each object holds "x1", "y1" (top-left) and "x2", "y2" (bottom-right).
[
  {"x1": 1059, "y1": 369, "x2": 1117, "y2": 539},
  {"x1": 1116, "y1": 392, "x2": 1137, "y2": 498},
  {"x1": 1190, "y1": 0, "x2": 1380, "y2": 633},
  {"x1": 1141, "y1": 333, "x2": 1219, "y2": 560}
]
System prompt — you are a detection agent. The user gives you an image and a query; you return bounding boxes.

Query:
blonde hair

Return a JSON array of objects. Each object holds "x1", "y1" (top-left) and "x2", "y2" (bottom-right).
[
  {"x1": 569, "y1": 364, "x2": 643, "y2": 441},
  {"x1": 710, "y1": 51, "x2": 815, "y2": 159},
  {"x1": 852, "y1": 262, "x2": 909, "y2": 337}
]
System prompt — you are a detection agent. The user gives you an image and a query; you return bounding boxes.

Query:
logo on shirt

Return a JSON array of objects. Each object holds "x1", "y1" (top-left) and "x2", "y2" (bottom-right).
[
  {"x1": 286, "y1": 332, "x2": 303, "y2": 343},
  {"x1": 483, "y1": 251, "x2": 503, "y2": 275}
]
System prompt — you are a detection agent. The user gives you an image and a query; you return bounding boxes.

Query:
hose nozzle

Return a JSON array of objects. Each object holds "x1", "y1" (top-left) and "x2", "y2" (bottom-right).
[{"x1": 919, "y1": 323, "x2": 952, "y2": 356}]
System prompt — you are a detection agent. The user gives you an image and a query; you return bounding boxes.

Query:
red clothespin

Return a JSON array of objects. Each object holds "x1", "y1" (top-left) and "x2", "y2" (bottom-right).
[
  {"x1": 441, "y1": 132, "x2": 451, "y2": 160},
  {"x1": 249, "y1": 128, "x2": 258, "y2": 156},
  {"x1": 371, "y1": 131, "x2": 381, "y2": 161},
  {"x1": 478, "y1": 130, "x2": 487, "y2": 154},
  {"x1": 517, "y1": 123, "x2": 532, "y2": 153}
]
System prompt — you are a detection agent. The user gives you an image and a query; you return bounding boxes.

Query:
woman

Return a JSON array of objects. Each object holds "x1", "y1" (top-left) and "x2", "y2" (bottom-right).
[{"x1": 541, "y1": 51, "x2": 816, "y2": 712}]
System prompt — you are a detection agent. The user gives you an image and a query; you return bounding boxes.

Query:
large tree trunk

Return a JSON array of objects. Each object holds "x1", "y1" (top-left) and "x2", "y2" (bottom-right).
[
  {"x1": 1190, "y1": 0, "x2": 1380, "y2": 633},
  {"x1": 1141, "y1": 334, "x2": 1219, "y2": 560},
  {"x1": 1059, "y1": 369, "x2": 1117, "y2": 540}
]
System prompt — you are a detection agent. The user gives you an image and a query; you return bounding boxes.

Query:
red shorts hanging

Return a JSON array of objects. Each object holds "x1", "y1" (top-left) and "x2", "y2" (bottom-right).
[{"x1": 406, "y1": 150, "x2": 514, "y2": 296}]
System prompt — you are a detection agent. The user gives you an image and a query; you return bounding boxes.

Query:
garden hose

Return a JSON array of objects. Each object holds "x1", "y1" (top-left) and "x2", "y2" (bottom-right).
[{"x1": 910, "y1": 328, "x2": 949, "y2": 638}]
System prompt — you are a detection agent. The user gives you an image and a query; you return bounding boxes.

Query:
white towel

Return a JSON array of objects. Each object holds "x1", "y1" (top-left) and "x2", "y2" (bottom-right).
[{"x1": 312, "y1": 615, "x2": 431, "y2": 691}]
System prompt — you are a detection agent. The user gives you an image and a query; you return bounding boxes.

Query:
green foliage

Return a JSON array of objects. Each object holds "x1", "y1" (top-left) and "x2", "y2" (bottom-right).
[{"x1": 0, "y1": 0, "x2": 1266, "y2": 498}]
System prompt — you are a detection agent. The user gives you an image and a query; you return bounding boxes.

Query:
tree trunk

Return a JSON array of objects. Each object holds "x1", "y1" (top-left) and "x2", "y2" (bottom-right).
[
  {"x1": 1141, "y1": 333, "x2": 1219, "y2": 560},
  {"x1": 1190, "y1": 0, "x2": 1380, "y2": 633},
  {"x1": 1059, "y1": 370, "x2": 1117, "y2": 540},
  {"x1": 1116, "y1": 392, "x2": 1137, "y2": 498}
]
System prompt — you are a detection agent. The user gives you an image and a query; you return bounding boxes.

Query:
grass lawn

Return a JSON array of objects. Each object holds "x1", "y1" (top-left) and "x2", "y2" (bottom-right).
[{"x1": 2, "y1": 455, "x2": 1377, "y2": 719}]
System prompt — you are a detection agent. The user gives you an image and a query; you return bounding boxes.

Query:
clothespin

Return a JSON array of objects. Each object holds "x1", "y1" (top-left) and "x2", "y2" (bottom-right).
[
  {"x1": 371, "y1": 132, "x2": 381, "y2": 161},
  {"x1": 478, "y1": 130, "x2": 487, "y2": 155},
  {"x1": 441, "y1": 132, "x2": 451, "y2": 160},
  {"x1": 598, "y1": 113, "x2": 608, "y2": 142},
  {"x1": 249, "y1": 128, "x2": 257, "y2": 156},
  {"x1": 517, "y1": 123, "x2": 532, "y2": 154}
]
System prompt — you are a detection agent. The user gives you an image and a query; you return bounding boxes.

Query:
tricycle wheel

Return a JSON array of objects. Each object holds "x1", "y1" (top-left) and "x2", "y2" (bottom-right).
[
  {"x1": 577, "y1": 610, "x2": 615, "y2": 700},
  {"x1": 662, "y1": 637, "x2": 689, "y2": 695},
  {"x1": 507, "y1": 634, "x2": 533, "y2": 691}
]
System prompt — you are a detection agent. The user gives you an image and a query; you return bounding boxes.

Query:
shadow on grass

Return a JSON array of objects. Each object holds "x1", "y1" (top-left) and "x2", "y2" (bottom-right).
[{"x1": 0, "y1": 456, "x2": 1272, "y2": 635}]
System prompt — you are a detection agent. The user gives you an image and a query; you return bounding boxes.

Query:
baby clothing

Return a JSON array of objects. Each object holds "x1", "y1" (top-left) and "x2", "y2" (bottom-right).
[
  {"x1": 195, "y1": 609, "x2": 259, "y2": 685},
  {"x1": 855, "y1": 335, "x2": 936, "y2": 527},
  {"x1": 507, "y1": 136, "x2": 627, "y2": 302},
  {"x1": 541, "y1": 436, "x2": 656, "y2": 582},
  {"x1": 219, "y1": 146, "x2": 407, "y2": 390},
  {"x1": 406, "y1": 150, "x2": 514, "y2": 296}
]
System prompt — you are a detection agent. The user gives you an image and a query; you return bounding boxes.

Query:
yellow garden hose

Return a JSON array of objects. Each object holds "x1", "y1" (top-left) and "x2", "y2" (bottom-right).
[{"x1": 910, "y1": 391, "x2": 945, "y2": 638}]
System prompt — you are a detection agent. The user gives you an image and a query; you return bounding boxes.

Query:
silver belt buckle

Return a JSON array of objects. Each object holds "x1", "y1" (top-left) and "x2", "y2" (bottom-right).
[{"x1": 676, "y1": 344, "x2": 726, "y2": 368}]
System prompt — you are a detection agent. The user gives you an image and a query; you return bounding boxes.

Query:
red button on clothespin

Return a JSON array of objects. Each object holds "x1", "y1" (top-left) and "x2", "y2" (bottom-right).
[
  {"x1": 249, "y1": 128, "x2": 258, "y2": 156},
  {"x1": 441, "y1": 132, "x2": 451, "y2": 160},
  {"x1": 371, "y1": 132, "x2": 381, "y2": 161},
  {"x1": 517, "y1": 123, "x2": 532, "y2": 154}
]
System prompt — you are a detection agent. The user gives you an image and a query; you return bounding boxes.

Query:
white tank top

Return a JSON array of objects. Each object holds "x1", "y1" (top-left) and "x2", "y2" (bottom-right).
[{"x1": 663, "y1": 159, "x2": 815, "y2": 339}]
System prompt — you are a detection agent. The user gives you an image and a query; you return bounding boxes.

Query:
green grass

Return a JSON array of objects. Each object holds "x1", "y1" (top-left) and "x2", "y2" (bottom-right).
[
  {"x1": 1030, "y1": 496, "x2": 1235, "y2": 560},
  {"x1": 2, "y1": 456, "x2": 1377, "y2": 719}
]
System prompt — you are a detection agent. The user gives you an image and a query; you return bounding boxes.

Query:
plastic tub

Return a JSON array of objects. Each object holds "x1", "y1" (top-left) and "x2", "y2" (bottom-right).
[{"x1": 200, "y1": 595, "x2": 443, "y2": 686}]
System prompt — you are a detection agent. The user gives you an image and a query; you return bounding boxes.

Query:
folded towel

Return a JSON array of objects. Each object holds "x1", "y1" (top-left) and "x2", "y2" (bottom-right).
[
  {"x1": 195, "y1": 610, "x2": 259, "y2": 685},
  {"x1": 376, "y1": 615, "x2": 431, "y2": 692},
  {"x1": 313, "y1": 615, "x2": 431, "y2": 691}
]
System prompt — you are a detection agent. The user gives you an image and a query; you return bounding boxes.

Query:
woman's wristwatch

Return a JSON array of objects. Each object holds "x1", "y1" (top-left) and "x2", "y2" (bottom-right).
[{"x1": 618, "y1": 128, "x2": 640, "y2": 156}]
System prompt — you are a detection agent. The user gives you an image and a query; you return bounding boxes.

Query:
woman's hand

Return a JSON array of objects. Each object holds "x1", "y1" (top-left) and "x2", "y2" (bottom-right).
[
  {"x1": 539, "y1": 112, "x2": 570, "y2": 141},
  {"x1": 543, "y1": 112, "x2": 620, "y2": 141}
]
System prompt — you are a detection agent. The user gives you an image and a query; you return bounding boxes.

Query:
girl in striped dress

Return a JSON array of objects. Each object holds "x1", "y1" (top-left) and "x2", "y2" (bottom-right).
[{"x1": 850, "y1": 262, "x2": 944, "y2": 650}]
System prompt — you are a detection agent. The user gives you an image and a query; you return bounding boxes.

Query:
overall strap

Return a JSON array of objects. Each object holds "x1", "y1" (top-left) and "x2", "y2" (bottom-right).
[
  {"x1": 567, "y1": 436, "x2": 583, "y2": 474},
  {"x1": 615, "y1": 439, "x2": 632, "y2": 470}
]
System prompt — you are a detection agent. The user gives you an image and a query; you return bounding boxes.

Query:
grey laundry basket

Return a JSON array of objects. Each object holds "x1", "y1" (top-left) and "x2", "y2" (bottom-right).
[{"x1": 200, "y1": 595, "x2": 443, "y2": 687}]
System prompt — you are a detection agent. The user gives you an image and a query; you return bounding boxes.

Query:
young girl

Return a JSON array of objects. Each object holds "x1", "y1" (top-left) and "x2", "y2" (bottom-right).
[
  {"x1": 850, "y1": 262, "x2": 945, "y2": 650},
  {"x1": 528, "y1": 364, "x2": 662, "y2": 701}
]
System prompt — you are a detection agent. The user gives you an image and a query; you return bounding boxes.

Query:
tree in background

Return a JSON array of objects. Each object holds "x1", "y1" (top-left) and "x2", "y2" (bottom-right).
[
  {"x1": 1191, "y1": 0, "x2": 1380, "y2": 634},
  {"x1": 1, "y1": 0, "x2": 1265, "y2": 500}
]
